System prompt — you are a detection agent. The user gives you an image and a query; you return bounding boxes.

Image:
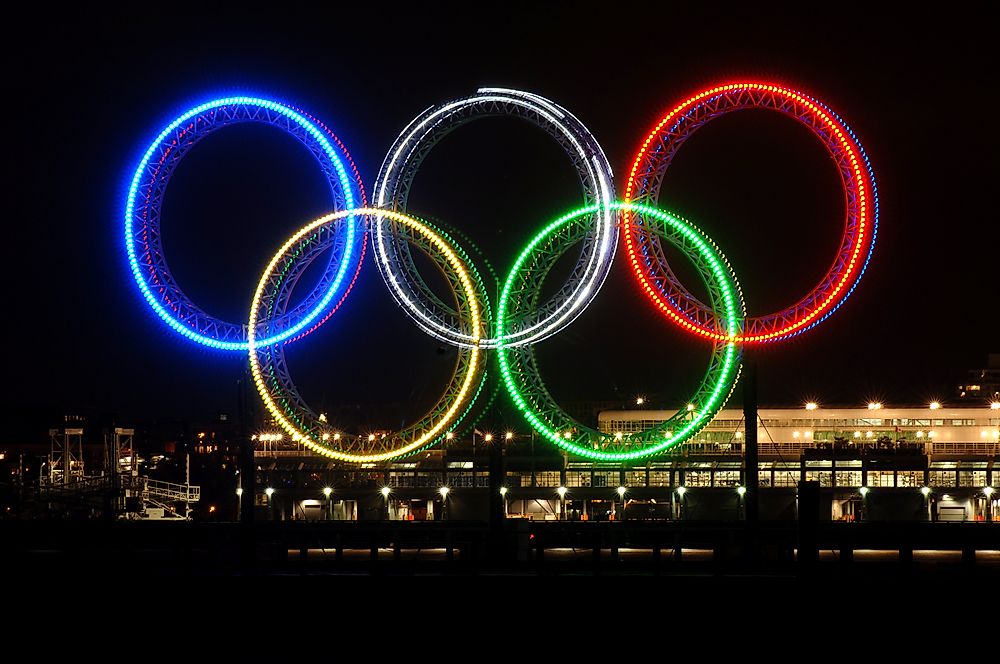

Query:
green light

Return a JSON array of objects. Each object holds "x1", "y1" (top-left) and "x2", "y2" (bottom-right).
[{"x1": 496, "y1": 202, "x2": 744, "y2": 462}]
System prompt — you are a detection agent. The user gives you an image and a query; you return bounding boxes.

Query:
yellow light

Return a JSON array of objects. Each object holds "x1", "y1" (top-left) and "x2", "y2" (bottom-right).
[
  {"x1": 804, "y1": 430, "x2": 812, "y2": 438},
  {"x1": 556, "y1": 486, "x2": 567, "y2": 497},
  {"x1": 333, "y1": 433, "x2": 341, "y2": 441},
  {"x1": 854, "y1": 431, "x2": 862, "y2": 438},
  {"x1": 563, "y1": 431, "x2": 572, "y2": 439},
  {"x1": 991, "y1": 402, "x2": 1000, "y2": 410},
  {"x1": 686, "y1": 404, "x2": 695, "y2": 411},
  {"x1": 636, "y1": 397, "x2": 645, "y2": 406},
  {"x1": 321, "y1": 433, "x2": 330, "y2": 441},
  {"x1": 929, "y1": 401, "x2": 941, "y2": 410},
  {"x1": 446, "y1": 432, "x2": 454, "y2": 440},
  {"x1": 484, "y1": 433, "x2": 493, "y2": 442},
  {"x1": 381, "y1": 487, "x2": 391, "y2": 497},
  {"x1": 865, "y1": 431, "x2": 873, "y2": 438},
  {"x1": 323, "y1": 487, "x2": 332, "y2": 497},
  {"x1": 500, "y1": 487, "x2": 508, "y2": 497},
  {"x1": 867, "y1": 402, "x2": 882, "y2": 410},
  {"x1": 734, "y1": 431, "x2": 742, "y2": 439},
  {"x1": 505, "y1": 431, "x2": 513, "y2": 440},
  {"x1": 368, "y1": 434, "x2": 375, "y2": 442},
  {"x1": 616, "y1": 486, "x2": 627, "y2": 497},
  {"x1": 246, "y1": 208, "x2": 484, "y2": 463},
  {"x1": 793, "y1": 431, "x2": 800, "y2": 439},
  {"x1": 928, "y1": 431, "x2": 936, "y2": 439},
  {"x1": 265, "y1": 488, "x2": 274, "y2": 497},
  {"x1": 614, "y1": 432, "x2": 623, "y2": 441},
  {"x1": 916, "y1": 431, "x2": 924, "y2": 438},
  {"x1": 439, "y1": 486, "x2": 450, "y2": 497},
  {"x1": 236, "y1": 487, "x2": 243, "y2": 497},
  {"x1": 805, "y1": 402, "x2": 818, "y2": 411}
]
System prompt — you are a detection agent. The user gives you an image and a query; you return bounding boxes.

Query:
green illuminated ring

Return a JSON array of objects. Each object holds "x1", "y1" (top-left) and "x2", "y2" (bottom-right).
[{"x1": 496, "y1": 202, "x2": 744, "y2": 461}]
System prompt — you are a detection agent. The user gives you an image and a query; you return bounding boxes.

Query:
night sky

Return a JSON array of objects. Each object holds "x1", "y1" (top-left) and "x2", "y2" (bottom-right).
[{"x1": 6, "y1": 6, "x2": 997, "y2": 433}]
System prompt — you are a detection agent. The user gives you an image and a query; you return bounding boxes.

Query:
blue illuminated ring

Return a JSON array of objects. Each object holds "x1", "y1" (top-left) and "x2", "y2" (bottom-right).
[{"x1": 124, "y1": 96, "x2": 366, "y2": 350}]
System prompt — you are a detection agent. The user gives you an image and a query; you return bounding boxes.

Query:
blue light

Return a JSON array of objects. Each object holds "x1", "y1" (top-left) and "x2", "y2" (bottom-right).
[{"x1": 124, "y1": 96, "x2": 364, "y2": 350}]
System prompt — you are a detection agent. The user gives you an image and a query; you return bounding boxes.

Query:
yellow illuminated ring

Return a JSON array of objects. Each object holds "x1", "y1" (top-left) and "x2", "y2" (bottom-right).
[{"x1": 248, "y1": 207, "x2": 485, "y2": 463}]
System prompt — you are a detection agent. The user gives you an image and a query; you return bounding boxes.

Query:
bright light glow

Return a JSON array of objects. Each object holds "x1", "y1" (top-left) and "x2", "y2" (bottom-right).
[
  {"x1": 920, "y1": 486, "x2": 931, "y2": 496},
  {"x1": 734, "y1": 431, "x2": 743, "y2": 439},
  {"x1": 865, "y1": 431, "x2": 873, "y2": 439},
  {"x1": 804, "y1": 430, "x2": 812, "y2": 438},
  {"x1": 125, "y1": 96, "x2": 364, "y2": 351},
  {"x1": 495, "y1": 203, "x2": 744, "y2": 462},
  {"x1": 616, "y1": 486, "x2": 627, "y2": 497},
  {"x1": 381, "y1": 487, "x2": 391, "y2": 497},
  {"x1": 676, "y1": 486, "x2": 687, "y2": 496},
  {"x1": 991, "y1": 402, "x2": 1000, "y2": 410},
  {"x1": 556, "y1": 486, "x2": 567, "y2": 498},
  {"x1": 614, "y1": 432, "x2": 623, "y2": 441},
  {"x1": 868, "y1": 402, "x2": 882, "y2": 410},
  {"x1": 636, "y1": 397, "x2": 645, "y2": 406},
  {"x1": 236, "y1": 488, "x2": 243, "y2": 497},
  {"x1": 321, "y1": 433, "x2": 330, "y2": 441},
  {"x1": 805, "y1": 402, "x2": 818, "y2": 411},
  {"x1": 859, "y1": 486, "x2": 870, "y2": 497},
  {"x1": 737, "y1": 486, "x2": 746, "y2": 496},
  {"x1": 372, "y1": 88, "x2": 616, "y2": 350},
  {"x1": 930, "y1": 401, "x2": 941, "y2": 410},
  {"x1": 686, "y1": 403, "x2": 695, "y2": 412},
  {"x1": 446, "y1": 432, "x2": 455, "y2": 440},
  {"x1": 793, "y1": 431, "x2": 800, "y2": 439},
  {"x1": 323, "y1": 487, "x2": 332, "y2": 497},
  {"x1": 484, "y1": 433, "x2": 493, "y2": 442},
  {"x1": 500, "y1": 487, "x2": 508, "y2": 497},
  {"x1": 622, "y1": 81, "x2": 878, "y2": 344},
  {"x1": 984, "y1": 487, "x2": 995, "y2": 497},
  {"x1": 505, "y1": 431, "x2": 514, "y2": 440},
  {"x1": 265, "y1": 488, "x2": 274, "y2": 498},
  {"x1": 916, "y1": 431, "x2": 924, "y2": 438},
  {"x1": 439, "y1": 486, "x2": 450, "y2": 497},
  {"x1": 928, "y1": 431, "x2": 936, "y2": 439},
  {"x1": 854, "y1": 431, "x2": 862, "y2": 438}
]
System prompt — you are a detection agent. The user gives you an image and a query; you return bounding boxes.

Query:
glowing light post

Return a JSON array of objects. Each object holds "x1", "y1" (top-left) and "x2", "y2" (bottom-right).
[
  {"x1": 381, "y1": 486, "x2": 392, "y2": 520},
  {"x1": 616, "y1": 486, "x2": 627, "y2": 522},
  {"x1": 983, "y1": 486, "x2": 994, "y2": 523},
  {"x1": 265, "y1": 487, "x2": 275, "y2": 521},
  {"x1": 500, "y1": 486, "x2": 509, "y2": 518},
  {"x1": 859, "y1": 486, "x2": 870, "y2": 522},
  {"x1": 557, "y1": 486, "x2": 568, "y2": 521},
  {"x1": 236, "y1": 485, "x2": 243, "y2": 522},
  {"x1": 920, "y1": 486, "x2": 932, "y2": 521},
  {"x1": 439, "y1": 486, "x2": 450, "y2": 520},
  {"x1": 323, "y1": 486, "x2": 333, "y2": 521}
]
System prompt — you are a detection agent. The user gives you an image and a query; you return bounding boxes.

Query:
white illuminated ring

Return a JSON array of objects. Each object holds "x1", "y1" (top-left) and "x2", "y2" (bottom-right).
[{"x1": 372, "y1": 88, "x2": 616, "y2": 349}]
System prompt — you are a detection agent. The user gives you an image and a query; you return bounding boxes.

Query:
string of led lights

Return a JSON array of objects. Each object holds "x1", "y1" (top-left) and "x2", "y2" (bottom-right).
[
  {"x1": 124, "y1": 96, "x2": 366, "y2": 350},
  {"x1": 623, "y1": 82, "x2": 878, "y2": 344},
  {"x1": 372, "y1": 88, "x2": 617, "y2": 349},
  {"x1": 248, "y1": 208, "x2": 490, "y2": 463},
  {"x1": 496, "y1": 202, "x2": 744, "y2": 461},
  {"x1": 126, "y1": 82, "x2": 878, "y2": 463}
]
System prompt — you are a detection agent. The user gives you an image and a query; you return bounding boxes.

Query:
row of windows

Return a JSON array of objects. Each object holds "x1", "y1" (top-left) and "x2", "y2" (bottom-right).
[
  {"x1": 500, "y1": 470, "x2": 994, "y2": 488},
  {"x1": 602, "y1": 418, "x2": 988, "y2": 432}
]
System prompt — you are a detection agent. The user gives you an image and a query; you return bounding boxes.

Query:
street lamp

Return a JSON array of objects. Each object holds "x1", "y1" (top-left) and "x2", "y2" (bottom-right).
[
  {"x1": 381, "y1": 486, "x2": 391, "y2": 519},
  {"x1": 236, "y1": 486, "x2": 243, "y2": 521},
  {"x1": 557, "y1": 486, "x2": 567, "y2": 520},
  {"x1": 323, "y1": 486, "x2": 333, "y2": 520},
  {"x1": 265, "y1": 487, "x2": 275, "y2": 521},
  {"x1": 439, "y1": 486, "x2": 450, "y2": 520},
  {"x1": 616, "y1": 486, "x2": 627, "y2": 522},
  {"x1": 500, "y1": 486, "x2": 508, "y2": 517}
]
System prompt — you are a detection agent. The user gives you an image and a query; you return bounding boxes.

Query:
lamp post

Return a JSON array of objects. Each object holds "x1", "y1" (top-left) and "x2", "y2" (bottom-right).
[
  {"x1": 236, "y1": 485, "x2": 243, "y2": 522},
  {"x1": 500, "y1": 486, "x2": 508, "y2": 517},
  {"x1": 616, "y1": 486, "x2": 627, "y2": 522},
  {"x1": 264, "y1": 487, "x2": 274, "y2": 521},
  {"x1": 323, "y1": 486, "x2": 333, "y2": 520},
  {"x1": 557, "y1": 486, "x2": 567, "y2": 520},
  {"x1": 439, "y1": 486, "x2": 450, "y2": 520},
  {"x1": 381, "y1": 486, "x2": 391, "y2": 520}
]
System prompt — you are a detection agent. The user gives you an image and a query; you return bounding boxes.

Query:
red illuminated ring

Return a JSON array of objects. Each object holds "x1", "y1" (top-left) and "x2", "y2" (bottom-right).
[{"x1": 623, "y1": 82, "x2": 877, "y2": 344}]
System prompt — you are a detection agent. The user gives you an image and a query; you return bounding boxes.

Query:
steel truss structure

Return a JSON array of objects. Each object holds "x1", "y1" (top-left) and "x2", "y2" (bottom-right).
[
  {"x1": 250, "y1": 209, "x2": 491, "y2": 462},
  {"x1": 624, "y1": 83, "x2": 878, "y2": 343},
  {"x1": 373, "y1": 88, "x2": 617, "y2": 349},
  {"x1": 125, "y1": 97, "x2": 366, "y2": 350},
  {"x1": 497, "y1": 203, "x2": 744, "y2": 461}
]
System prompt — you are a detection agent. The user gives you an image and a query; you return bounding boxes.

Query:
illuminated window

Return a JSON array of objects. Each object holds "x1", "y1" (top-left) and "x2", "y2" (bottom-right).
[
  {"x1": 835, "y1": 471, "x2": 862, "y2": 487},
  {"x1": 928, "y1": 471, "x2": 955, "y2": 488},
  {"x1": 897, "y1": 471, "x2": 923, "y2": 488}
]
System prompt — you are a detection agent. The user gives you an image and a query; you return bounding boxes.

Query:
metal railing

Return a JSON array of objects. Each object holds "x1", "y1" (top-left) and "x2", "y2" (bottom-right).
[{"x1": 145, "y1": 478, "x2": 200, "y2": 503}]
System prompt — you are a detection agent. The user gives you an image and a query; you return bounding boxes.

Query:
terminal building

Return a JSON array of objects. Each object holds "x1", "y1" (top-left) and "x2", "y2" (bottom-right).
[{"x1": 253, "y1": 403, "x2": 1000, "y2": 524}]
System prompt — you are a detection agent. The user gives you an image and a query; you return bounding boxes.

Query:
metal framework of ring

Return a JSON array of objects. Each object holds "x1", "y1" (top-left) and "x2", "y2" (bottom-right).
[{"x1": 124, "y1": 82, "x2": 878, "y2": 463}]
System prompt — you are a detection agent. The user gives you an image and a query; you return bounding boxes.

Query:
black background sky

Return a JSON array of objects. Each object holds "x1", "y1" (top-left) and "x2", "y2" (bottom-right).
[{"x1": 5, "y1": 5, "x2": 998, "y2": 432}]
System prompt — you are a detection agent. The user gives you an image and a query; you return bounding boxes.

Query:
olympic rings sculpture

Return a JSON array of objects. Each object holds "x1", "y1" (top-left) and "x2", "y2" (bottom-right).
[{"x1": 124, "y1": 81, "x2": 878, "y2": 463}]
